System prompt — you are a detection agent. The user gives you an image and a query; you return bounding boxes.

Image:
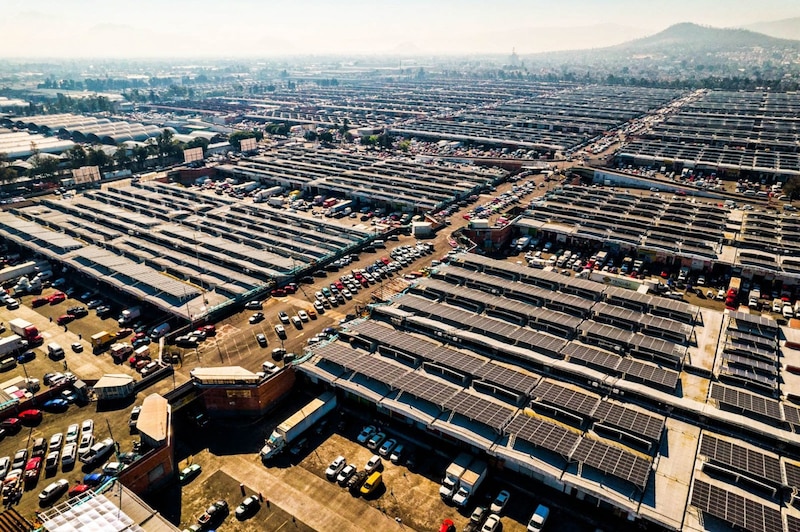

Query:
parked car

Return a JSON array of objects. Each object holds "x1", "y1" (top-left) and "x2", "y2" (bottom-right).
[
  {"x1": 197, "y1": 500, "x2": 228, "y2": 526},
  {"x1": 38, "y1": 478, "x2": 69, "y2": 504},
  {"x1": 367, "y1": 432, "x2": 386, "y2": 450},
  {"x1": 364, "y1": 454, "x2": 382, "y2": 474},
  {"x1": 481, "y1": 514, "x2": 501, "y2": 532},
  {"x1": 490, "y1": 490, "x2": 511, "y2": 514},
  {"x1": 256, "y1": 333, "x2": 268, "y2": 347},
  {"x1": 18, "y1": 409, "x2": 43, "y2": 425},
  {"x1": 61, "y1": 443, "x2": 77, "y2": 468},
  {"x1": 336, "y1": 464, "x2": 356, "y2": 486},
  {"x1": 378, "y1": 438, "x2": 397, "y2": 457},
  {"x1": 179, "y1": 463, "x2": 202, "y2": 484},
  {"x1": 325, "y1": 456, "x2": 346, "y2": 480},
  {"x1": 235, "y1": 495, "x2": 260, "y2": 520},
  {"x1": 249, "y1": 312, "x2": 264, "y2": 324},
  {"x1": 357, "y1": 425, "x2": 376, "y2": 444}
]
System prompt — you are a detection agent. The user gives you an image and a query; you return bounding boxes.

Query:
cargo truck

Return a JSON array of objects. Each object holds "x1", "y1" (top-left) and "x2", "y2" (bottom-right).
[
  {"x1": 110, "y1": 343, "x2": 134, "y2": 362},
  {"x1": 91, "y1": 331, "x2": 116, "y2": 351},
  {"x1": 452, "y1": 459, "x2": 487, "y2": 507},
  {"x1": 8, "y1": 318, "x2": 42, "y2": 344},
  {"x1": 0, "y1": 335, "x2": 28, "y2": 358},
  {"x1": 439, "y1": 452, "x2": 473, "y2": 500},
  {"x1": 260, "y1": 391, "x2": 337, "y2": 461},
  {"x1": 118, "y1": 306, "x2": 141, "y2": 325}
]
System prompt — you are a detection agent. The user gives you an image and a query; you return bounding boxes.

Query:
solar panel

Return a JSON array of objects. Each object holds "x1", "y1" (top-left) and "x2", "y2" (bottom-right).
[
  {"x1": 789, "y1": 515, "x2": 800, "y2": 532},
  {"x1": 710, "y1": 384, "x2": 782, "y2": 421},
  {"x1": 699, "y1": 434, "x2": 782, "y2": 485},
  {"x1": 784, "y1": 405, "x2": 800, "y2": 427},
  {"x1": 394, "y1": 372, "x2": 460, "y2": 408},
  {"x1": 562, "y1": 343, "x2": 621, "y2": 372},
  {"x1": 442, "y1": 391, "x2": 516, "y2": 431},
  {"x1": 593, "y1": 401, "x2": 665, "y2": 442},
  {"x1": 473, "y1": 362, "x2": 540, "y2": 396},
  {"x1": 505, "y1": 414, "x2": 580, "y2": 456},
  {"x1": 785, "y1": 462, "x2": 800, "y2": 490},
  {"x1": 570, "y1": 438, "x2": 652, "y2": 490},
  {"x1": 616, "y1": 358, "x2": 680, "y2": 390},
  {"x1": 534, "y1": 381, "x2": 600, "y2": 418},
  {"x1": 314, "y1": 342, "x2": 365, "y2": 368},
  {"x1": 690, "y1": 479, "x2": 783, "y2": 532},
  {"x1": 722, "y1": 353, "x2": 778, "y2": 376}
]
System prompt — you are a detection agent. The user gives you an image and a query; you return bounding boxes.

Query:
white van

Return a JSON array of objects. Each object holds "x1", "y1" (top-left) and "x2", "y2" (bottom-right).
[
  {"x1": 149, "y1": 323, "x2": 171, "y2": 339},
  {"x1": 47, "y1": 342, "x2": 65, "y2": 360},
  {"x1": 527, "y1": 504, "x2": 550, "y2": 531},
  {"x1": 373, "y1": 240, "x2": 386, "y2": 248}
]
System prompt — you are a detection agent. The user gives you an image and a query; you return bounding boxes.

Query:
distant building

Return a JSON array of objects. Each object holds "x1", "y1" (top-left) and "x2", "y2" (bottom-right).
[{"x1": 509, "y1": 47, "x2": 520, "y2": 67}]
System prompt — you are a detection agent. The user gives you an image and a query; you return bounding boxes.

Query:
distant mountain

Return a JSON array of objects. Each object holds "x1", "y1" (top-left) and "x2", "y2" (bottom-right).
[
  {"x1": 744, "y1": 17, "x2": 800, "y2": 41},
  {"x1": 608, "y1": 22, "x2": 800, "y2": 54}
]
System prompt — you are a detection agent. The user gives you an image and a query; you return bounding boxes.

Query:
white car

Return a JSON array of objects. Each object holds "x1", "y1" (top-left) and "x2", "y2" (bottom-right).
[
  {"x1": 325, "y1": 456, "x2": 346, "y2": 479},
  {"x1": 65, "y1": 424, "x2": 79, "y2": 444},
  {"x1": 0, "y1": 456, "x2": 9, "y2": 480},
  {"x1": 490, "y1": 490, "x2": 511, "y2": 514},
  {"x1": 80, "y1": 419, "x2": 94, "y2": 436},
  {"x1": 78, "y1": 434, "x2": 94, "y2": 456},
  {"x1": 102, "y1": 461, "x2": 126, "y2": 476},
  {"x1": 61, "y1": 443, "x2": 77, "y2": 467},
  {"x1": 49, "y1": 433, "x2": 63, "y2": 450},
  {"x1": 364, "y1": 454, "x2": 382, "y2": 473},
  {"x1": 297, "y1": 310, "x2": 309, "y2": 322},
  {"x1": 481, "y1": 514, "x2": 501, "y2": 532}
]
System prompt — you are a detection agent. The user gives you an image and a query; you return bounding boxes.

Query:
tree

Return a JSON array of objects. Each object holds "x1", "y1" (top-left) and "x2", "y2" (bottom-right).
[
  {"x1": 65, "y1": 145, "x2": 87, "y2": 169},
  {"x1": 87, "y1": 147, "x2": 110, "y2": 169},
  {"x1": 318, "y1": 131, "x2": 334, "y2": 144},
  {"x1": 0, "y1": 152, "x2": 17, "y2": 186},
  {"x1": 304, "y1": 130, "x2": 318, "y2": 142},
  {"x1": 114, "y1": 145, "x2": 131, "y2": 169},
  {"x1": 784, "y1": 176, "x2": 800, "y2": 200},
  {"x1": 133, "y1": 145, "x2": 151, "y2": 170},
  {"x1": 155, "y1": 129, "x2": 177, "y2": 165}
]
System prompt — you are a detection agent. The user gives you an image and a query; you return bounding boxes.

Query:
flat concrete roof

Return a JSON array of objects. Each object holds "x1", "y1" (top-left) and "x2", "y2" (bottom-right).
[{"x1": 137, "y1": 393, "x2": 169, "y2": 444}]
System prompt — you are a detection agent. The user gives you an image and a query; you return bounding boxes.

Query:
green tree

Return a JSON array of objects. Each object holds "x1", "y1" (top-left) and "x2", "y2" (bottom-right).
[
  {"x1": 155, "y1": 129, "x2": 177, "y2": 165},
  {"x1": 87, "y1": 147, "x2": 110, "y2": 169},
  {"x1": 304, "y1": 130, "x2": 318, "y2": 142},
  {"x1": 114, "y1": 145, "x2": 131, "y2": 169},
  {"x1": 66, "y1": 145, "x2": 87, "y2": 169},
  {"x1": 133, "y1": 145, "x2": 151, "y2": 170},
  {"x1": 318, "y1": 131, "x2": 334, "y2": 144},
  {"x1": 0, "y1": 152, "x2": 17, "y2": 186},
  {"x1": 783, "y1": 176, "x2": 800, "y2": 200}
]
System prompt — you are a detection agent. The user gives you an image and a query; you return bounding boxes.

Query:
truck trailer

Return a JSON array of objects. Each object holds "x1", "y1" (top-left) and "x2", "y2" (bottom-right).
[
  {"x1": 452, "y1": 459, "x2": 487, "y2": 507},
  {"x1": 260, "y1": 391, "x2": 337, "y2": 461},
  {"x1": 118, "y1": 306, "x2": 141, "y2": 325},
  {"x1": 91, "y1": 331, "x2": 116, "y2": 351},
  {"x1": 0, "y1": 335, "x2": 28, "y2": 358},
  {"x1": 439, "y1": 452, "x2": 473, "y2": 500},
  {"x1": 8, "y1": 318, "x2": 42, "y2": 344}
]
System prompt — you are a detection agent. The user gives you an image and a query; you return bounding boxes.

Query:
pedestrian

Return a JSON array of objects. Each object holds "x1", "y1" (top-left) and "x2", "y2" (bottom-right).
[
  {"x1": 49, "y1": 316, "x2": 52, "y2": 323},
  {"x1": 258, "y1": 492, "x2": 263, "y2": 502},
  {"x1": 240, "y1": 483, "x2": 245, "y2": 496},
  {"x1": 78, "y1": 333, "x2": 82, "y2": 340}
]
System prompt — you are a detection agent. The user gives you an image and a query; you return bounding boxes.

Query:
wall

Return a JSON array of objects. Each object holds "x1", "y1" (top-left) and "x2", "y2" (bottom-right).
[
  {"x1": 200, "y1": 367, "x2": 296, "y2": 417},
  {"x1": 119, "y1": 440, "x2": 174, "y2": 494}
]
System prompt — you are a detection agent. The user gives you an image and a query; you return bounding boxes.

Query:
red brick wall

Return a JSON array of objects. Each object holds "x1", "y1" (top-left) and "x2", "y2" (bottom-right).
[
  {"x1": 118, "y1": 439, "x2": 174, "y2": 494},
  {"x1": 201, "y1": 367, "x2": 296, "y2": 417}
]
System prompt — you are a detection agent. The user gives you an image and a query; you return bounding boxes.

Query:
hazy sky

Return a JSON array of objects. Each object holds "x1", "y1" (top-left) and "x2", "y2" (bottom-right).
[{"x1": 1, "y1": 0, "x2": 798, "y2": 57}]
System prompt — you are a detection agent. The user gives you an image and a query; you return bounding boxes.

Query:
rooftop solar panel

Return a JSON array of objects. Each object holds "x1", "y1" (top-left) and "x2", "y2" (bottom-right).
[
  {"x1": 506, "y1": 414, "x2": 580, "y2": 456},
  {"x1": 785, "y1": 461, "x2": 800, "y2": 490},
  {"x1": 473, "y1": 362, "x2": 540, "y2": 396},
  {"x1": 442, "y1": 391, "x2": 516, "y2": 431},
  {"x1": 690, "y1": 480, "x2": 783, "y2": 532},
  {"x1": 534, "y1": 381, "x2": 600, "y2": 418},
  {"x1": 699, "y1": 433, "x2": 783, "y2": 485},
  {"x1": 570, "y1": 438, "x2": 652, "y2": 490},
  {"x1": 710, "y1": 384, "x2": 782, "y2": 421},
  {"x1": 783, "y1": 404, "x2": 800, "y2": 427},
  {"x1": 562, "y1": 343, "x2": 621, "y2": 372},
  {"x1": 395, "y1": 372, "x2": 460, "y2": 407},
  {"x1": 593, "y1": 401, "x2": 665, "y2": 442}
]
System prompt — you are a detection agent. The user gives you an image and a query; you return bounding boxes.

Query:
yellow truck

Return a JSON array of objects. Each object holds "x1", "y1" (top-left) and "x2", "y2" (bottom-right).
[{"x1": 90, "y1": 331, "x2": 115, "y2": 351}]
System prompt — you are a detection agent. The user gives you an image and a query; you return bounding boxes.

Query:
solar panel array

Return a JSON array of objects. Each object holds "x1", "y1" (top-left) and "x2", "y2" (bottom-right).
[
  {"x1": 699, "y1": 434, "x2": 783, "y2": 486},
  {"x1": 313, "y1": 342, "x2": 410, "y2": 387},
  {"x1": 571, "y1": 438, "x2": 652, "y2": 491},
  {"x1": 710, "y1": 384, "x2": 782, "y2": 421},
  {"x1": 784, "y1": 405, "x2": 800, "y2": 427},
  {"x1": 394, "y1": 372, "x2": 460, "y2": 407},
  {"x1": 617, "y1": 358, "x2": 680, "y2": 389},
  {"x1": 593, "y1": 402, "x2": 665, "y2": 442},
  {"x1": 351, "y1": 320, "x2": 486, "y2": 375},
  {"x1": 788, "y1": 515, "x2": 800, "y2": 532},
  {"x1": 506, "y1": 414, "x2": 581, "y2": 457},
  {"x1": 690, "y1": 480, "x2": 783, "y2": 532},
  {"x1": 442, "y1": 392, "x2": 516, "y2": 431},
  {"x1": 534, "y1": 381, "x2": 600, "y2": 418},
  {"x1": 472, "y1": 362, "x2": 540, "y2": 396},
  {"x1": 561, "y1": 343, "x2": 680, "y2": 390}
]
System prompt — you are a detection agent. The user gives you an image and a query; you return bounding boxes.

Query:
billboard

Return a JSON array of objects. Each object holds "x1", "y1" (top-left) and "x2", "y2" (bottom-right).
[
  {"x1": 184, "y1": 147, "x2": 204, "y2": 163},
  {"x1": 72, "y1": 166, "x2": 101, "y2": 185},
  {"x1": 240, "y1": 137, "x2": 257, "y2": 152}
]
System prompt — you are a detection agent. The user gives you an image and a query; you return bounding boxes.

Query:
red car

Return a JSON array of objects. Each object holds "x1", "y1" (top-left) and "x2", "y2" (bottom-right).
[
  {"x1": 18, "y1": 409, "x2": 43, "y2": 425},
  {"x1": 270, "y1": 288, "x2": 286, "y2": 297},
  {"x1": 116, "y1": 328, "x2": 133, "y2": 338},
  {"x1": 24, "y1": 457, "x2": 42, "y2": 481},
  {"x1": 31, "y1": 297, "x2": 49, "y2": 308},
  {"x1": 283, "y1": 285, "x2": 297, "y2": 294},
  {"x1": 200, "y1": 325, "x2": 216, "y2": 336},
  {"x1": 56, "y1": 314, "x2": 75, "y2": 326},
  {"x1": 48, "y1": 292, "x2": 66, "y2": 304},
  {"x1": 0, "y1": 417, "x2": 21, "y2": 433},
  {"x1": 69, "y1": 484, "x2": 91, "y2": 497},
  {"x1": 439, "y1": 519, "x2": 455, "y2": 532}
]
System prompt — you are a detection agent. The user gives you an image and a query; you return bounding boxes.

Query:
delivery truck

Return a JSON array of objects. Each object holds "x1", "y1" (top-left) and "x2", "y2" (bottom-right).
[
  {"x1": 260, "y1": 392, "x2": 337, "y2": 461},
  {"x1": 439, "y1": 452, "x2": 473, "y2": 500},
  {"x1": 118, "y1": 306, "x2": 141, "y2": 325},
  {"x1": 91, "y1": 331, "x2": 116, "y2": 351},
  {"x1": 451, "y1": 460, "x2": 487, "y2": 507},
  {"x1": 8, "y1": 318, "x2": 41, "y2": 344},
  {"x1": 0, "y1": 335, "x2": 28, "y2": 358}
]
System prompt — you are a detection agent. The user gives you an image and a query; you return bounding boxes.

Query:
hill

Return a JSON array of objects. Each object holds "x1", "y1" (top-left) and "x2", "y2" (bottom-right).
[
  {"x1": 608, "y1": 22, "x2": 800, "y2": 54},
  {"x1": 744, "y1": 17, "x2": 800, "y2": 41}
]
